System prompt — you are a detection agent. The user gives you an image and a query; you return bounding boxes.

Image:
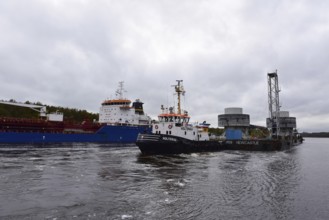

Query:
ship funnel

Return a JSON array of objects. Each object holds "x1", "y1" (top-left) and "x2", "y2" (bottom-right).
[{"x1": 132, "y1": 99, "x2": 145, "y2": 115}]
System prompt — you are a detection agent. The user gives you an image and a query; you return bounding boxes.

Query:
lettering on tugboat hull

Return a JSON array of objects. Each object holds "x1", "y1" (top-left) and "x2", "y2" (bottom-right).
[
  {"x1": 236, "y1": 140, "x2": 259, "y2": 145},
  {"x1": 226, "y1": 140, "x2": 259, "y2": 145},
  {"x1": 162, "y1": 137, "x2": 178, "y2": 142}
]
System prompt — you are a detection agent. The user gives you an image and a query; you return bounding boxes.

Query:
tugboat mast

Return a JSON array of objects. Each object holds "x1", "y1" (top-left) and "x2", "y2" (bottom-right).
[{"x1": 174, "y1": 80, "x2": 184, "y2": 115}]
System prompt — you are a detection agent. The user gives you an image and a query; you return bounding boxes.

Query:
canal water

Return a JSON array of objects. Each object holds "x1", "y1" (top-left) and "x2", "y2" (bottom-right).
[{"x1": 0, "y1": 138, "x2": 328, "y2": 219}]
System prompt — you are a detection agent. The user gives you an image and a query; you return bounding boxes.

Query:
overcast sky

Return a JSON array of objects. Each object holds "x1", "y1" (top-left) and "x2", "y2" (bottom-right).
[{"x1": 1, "y1": 0, "x2": 328, "y2": 132}]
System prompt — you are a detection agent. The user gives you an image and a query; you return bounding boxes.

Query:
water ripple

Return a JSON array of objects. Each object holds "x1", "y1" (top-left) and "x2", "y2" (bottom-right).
[{"x1": 1, "y1": 140, "x2": 329, "y2": 219}]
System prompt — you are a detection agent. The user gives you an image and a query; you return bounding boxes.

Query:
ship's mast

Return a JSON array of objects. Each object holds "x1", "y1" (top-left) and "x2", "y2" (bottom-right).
[
  {"x1": 267, "y1": 71, "x2": 280, "y2": 137},
  {"x1": 115, "y1": 81, "x2": 126, "y2": 99},
  {"x1": 174, "y1": 80, "x2": 184, "y2": 115}
]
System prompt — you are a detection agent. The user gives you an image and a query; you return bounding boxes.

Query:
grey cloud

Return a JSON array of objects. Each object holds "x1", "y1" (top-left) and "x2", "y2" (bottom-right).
[{"x1": 0, "y1": 0, "x2": 328, "y2": 132}]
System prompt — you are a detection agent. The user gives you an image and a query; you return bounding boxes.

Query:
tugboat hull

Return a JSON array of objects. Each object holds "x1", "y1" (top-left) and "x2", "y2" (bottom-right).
[
  {"x1": 137, "y1": 134, "x2": 222, "y2": 155},
  {"x1": 136, "y1": 134, "x2": 303, "y2": 155}
]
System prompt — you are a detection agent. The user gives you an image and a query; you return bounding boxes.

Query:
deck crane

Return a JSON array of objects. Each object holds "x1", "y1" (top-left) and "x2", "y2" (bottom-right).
[{"x1": 0, "y1": 101, "x2": 63, "y2": 121}]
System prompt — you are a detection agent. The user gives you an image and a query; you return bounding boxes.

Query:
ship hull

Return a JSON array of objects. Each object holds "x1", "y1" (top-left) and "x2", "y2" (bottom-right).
[
  {"x1": 137, "y1": 133, "x2": 223, "y2": 155},
  {"x1": 0, "y1": 125, "x2": 151, "y2": 145},
  {"x1": 136, "y1": 134, "x2": 303, "y2": 155}
]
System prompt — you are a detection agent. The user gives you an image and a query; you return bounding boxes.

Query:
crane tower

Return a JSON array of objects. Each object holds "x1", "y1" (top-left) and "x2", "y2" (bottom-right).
[
  {"x1": 267, "y1": 71, "x2": 297, "y2": 138},
  {"x1": 267, "y1": 71, "x2": 280, "y2": 137}
]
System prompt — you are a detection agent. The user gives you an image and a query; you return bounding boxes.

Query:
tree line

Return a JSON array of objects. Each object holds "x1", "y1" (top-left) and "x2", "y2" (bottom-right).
[{"x1": 301, "y1": 132, "x2": 329, "y2": 138}]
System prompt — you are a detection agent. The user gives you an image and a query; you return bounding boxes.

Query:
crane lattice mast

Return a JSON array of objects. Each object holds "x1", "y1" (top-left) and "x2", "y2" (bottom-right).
[{"x1": 267, "y1": 71, "x2": 281, "y2": 137}]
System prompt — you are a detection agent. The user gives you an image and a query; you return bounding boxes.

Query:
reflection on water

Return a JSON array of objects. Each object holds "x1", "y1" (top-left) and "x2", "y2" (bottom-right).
[{"x1": 0, "y1": 139, "x2": 329, "y2": 219}]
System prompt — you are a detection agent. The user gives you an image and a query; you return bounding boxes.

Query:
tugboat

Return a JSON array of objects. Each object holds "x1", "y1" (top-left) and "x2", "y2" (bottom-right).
[
  {"x1": 136, "y1": 80, "x2": 221, "y2": 154},
  {"x1": 136, "y1": 76, "x2": 303, "y2": 155}
]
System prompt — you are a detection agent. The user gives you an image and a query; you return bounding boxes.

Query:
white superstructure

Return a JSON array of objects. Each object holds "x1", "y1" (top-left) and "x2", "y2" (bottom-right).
[
  {"x1": 98, "y1": 82, "x2": 151, "y2": 125},
  {"x1": 152, "y1": 80, "x2": 210, "y2": 141}
]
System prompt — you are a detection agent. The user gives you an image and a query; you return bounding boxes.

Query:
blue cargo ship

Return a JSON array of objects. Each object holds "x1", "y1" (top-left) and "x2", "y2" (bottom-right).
[{"x1": 0, "y1": 82, "x2": 151, "y2": 145}]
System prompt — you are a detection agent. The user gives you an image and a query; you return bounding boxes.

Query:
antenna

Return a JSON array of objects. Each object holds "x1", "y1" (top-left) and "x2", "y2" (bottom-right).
[{"x1": 115, "y1": 81, "x2": 127, "y2": 99}]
